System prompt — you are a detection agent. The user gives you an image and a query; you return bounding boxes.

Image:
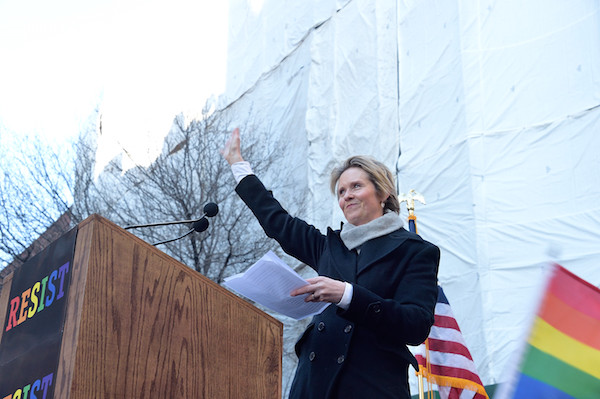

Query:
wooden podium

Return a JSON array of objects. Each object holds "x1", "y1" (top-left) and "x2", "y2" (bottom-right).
[{"x1": 0, "y1": 214, "x2": 282, "y2": 398}]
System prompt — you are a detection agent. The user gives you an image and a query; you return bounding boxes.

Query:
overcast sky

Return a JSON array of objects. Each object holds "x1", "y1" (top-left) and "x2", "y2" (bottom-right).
[{"x1": 0, "y1": 0, "x2": 228, "y2": 158}]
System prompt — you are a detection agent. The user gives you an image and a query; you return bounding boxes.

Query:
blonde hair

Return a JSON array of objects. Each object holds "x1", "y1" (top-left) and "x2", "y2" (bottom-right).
[{"x1": 330, "y1": 155, "x2": 400, "y2": 214}]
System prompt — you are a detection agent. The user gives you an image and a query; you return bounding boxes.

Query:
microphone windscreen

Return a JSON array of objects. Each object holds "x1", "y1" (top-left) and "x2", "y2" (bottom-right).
[
  {"x1": 193, "y1": 217, "x2": 209, "y2": 232},
  {"x1": 203, "y1": 202, "x2": 219, "y2": 217}
]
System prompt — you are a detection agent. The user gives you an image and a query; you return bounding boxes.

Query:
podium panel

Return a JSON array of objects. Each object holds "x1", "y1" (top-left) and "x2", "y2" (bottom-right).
[{"x1": 0, "y1": 214, "x2": 282, "y2": 398}]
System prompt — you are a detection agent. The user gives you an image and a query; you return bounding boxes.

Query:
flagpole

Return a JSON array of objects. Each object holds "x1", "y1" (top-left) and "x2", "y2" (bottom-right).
[
  {"x1": 400, "y1": 189, "x2": 427, "y2": 399},
  {"x1": 402, "y1": 190, "x2": 490, "y2": 399},
  {"x1": 399, "y1": 189, "x2": 426, "y2": 234}
]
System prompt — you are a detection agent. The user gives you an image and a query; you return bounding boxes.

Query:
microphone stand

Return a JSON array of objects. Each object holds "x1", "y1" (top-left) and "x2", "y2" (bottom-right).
[
  {"x1": 124, "y1": 218, "x2": 201, "y2": 230},
  {"x1": 125, "y1": 218, "x2": 207, "y2": 246},
  {"x1": 123, "y1": 203, "x2": 218, "y2": 246},
  {"x1": 151, "y1": 216, "x2": 210, "y2": 246},
  {"x1": 151, "y1": 228, "x2": 196, "y2": 246}
]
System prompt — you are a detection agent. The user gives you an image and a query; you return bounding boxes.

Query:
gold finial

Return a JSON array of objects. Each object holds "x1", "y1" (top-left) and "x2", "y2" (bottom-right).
[{"x1": 399, "y1": 189, "x2": 426, "y2": 216}]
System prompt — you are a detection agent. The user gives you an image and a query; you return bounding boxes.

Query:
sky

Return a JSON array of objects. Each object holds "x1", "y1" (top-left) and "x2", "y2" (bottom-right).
[{"x1": 0, "y1": 0, "x2": 229, "y2": 168}]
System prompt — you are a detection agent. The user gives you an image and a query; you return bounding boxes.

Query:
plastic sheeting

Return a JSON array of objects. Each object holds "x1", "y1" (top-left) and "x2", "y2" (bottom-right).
[
  {"x1": 305, "y1": 0, "x2": 401, "y2": 228},
  {"x1": 221, "y1": 0, "x2": 600, "y2": 394},
  {"x1": 396, "y1": 0, "x2": 600, "y2": 390}
]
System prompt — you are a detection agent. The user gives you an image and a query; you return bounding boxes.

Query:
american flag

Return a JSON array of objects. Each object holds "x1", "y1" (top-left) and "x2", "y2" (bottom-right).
[{"x1": 415, "y1": 286, "x2": 489, "y2": 399}]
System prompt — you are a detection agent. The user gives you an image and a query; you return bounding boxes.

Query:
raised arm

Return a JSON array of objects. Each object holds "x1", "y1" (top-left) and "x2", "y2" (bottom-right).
[{"x1": 220, "y1": 128, "x2": 244, "y2": 165}]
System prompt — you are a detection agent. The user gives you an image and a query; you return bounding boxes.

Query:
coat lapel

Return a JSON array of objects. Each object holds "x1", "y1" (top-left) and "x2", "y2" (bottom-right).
[
  {"x1": 326, "y1": 227, "x2": 359, "y2": 283},
  {"x1": 356, "y1": 228, "x2": 410, "y2": 276}
]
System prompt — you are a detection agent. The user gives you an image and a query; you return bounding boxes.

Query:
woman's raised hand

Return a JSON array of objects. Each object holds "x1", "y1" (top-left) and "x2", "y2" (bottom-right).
[{"x1": 220, "y1": 128, "x2": 244, "y2": 165}]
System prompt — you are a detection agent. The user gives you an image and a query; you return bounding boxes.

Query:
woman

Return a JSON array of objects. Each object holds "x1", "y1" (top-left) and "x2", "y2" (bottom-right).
[{"x1": 221, "y1": 128, "x2": 439, "y2": 399}]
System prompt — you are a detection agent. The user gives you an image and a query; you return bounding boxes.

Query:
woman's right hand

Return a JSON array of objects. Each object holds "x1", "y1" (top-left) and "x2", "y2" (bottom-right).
[
  {"x1": 290, "y1": 276, "x2": 346, "y2": 305},
  {"x1": 220, "y1": 128, "x2": 244, "y2": 165}
]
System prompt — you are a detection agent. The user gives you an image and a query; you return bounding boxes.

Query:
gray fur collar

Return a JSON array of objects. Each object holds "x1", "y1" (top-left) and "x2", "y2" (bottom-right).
[{"x1": 340, "y1": 211, "x2": 404, "y2": 250}]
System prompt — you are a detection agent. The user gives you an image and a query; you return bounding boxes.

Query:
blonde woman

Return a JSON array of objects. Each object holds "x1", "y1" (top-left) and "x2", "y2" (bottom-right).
[{"x1": 222, "y1": 128, "x2": 439, "y2": 399}]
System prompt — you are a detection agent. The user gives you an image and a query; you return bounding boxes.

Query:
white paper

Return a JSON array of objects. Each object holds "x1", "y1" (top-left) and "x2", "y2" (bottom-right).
[{"x1": 223, "y1": 251, "x2": 330, "y2": 320}]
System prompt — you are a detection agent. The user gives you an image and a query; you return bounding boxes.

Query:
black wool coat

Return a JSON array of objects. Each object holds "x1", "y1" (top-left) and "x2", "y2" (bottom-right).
[{"x1": 236, "y1": 175, "x2": 440, "y2": 399}]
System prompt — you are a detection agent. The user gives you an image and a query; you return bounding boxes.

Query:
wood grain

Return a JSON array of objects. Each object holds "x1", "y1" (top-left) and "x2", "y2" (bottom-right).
[
  {"x1": 0, "y1": 272, "x2": 13, "y2": 345},
  {"x1": 58, "y1": 214, "x2": 282, "y2": 398}
]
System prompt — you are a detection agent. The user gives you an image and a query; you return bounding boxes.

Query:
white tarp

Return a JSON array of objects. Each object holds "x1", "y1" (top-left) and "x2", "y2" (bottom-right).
[
  {"x1": 222, "y1": 0, "x2": 600, "y2": 395},
  {"x1": 395, "y1": 0, "x2": 600, "y2": 390},
  {"x1": 94, "y1": 0, "x2": 600, "y2": 396},
  {"x1": 305, "y1": 0, "x2": 401, "y2": 228}
]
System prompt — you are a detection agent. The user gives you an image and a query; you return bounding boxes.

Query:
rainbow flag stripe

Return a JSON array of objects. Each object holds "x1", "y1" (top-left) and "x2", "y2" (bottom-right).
[{"x1": 511, "y1": 265, "x2": 600, "y2": 398}]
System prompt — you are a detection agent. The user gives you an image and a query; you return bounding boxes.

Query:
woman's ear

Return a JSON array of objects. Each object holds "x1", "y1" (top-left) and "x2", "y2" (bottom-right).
[{"x1": 380, "y1": 193, "x2": 390, "y2": 207}]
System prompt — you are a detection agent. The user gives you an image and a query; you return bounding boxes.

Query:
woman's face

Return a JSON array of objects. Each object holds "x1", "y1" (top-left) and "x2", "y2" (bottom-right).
[{"x1": 337, "y1": 167, "x2": 386, "y2": 226}]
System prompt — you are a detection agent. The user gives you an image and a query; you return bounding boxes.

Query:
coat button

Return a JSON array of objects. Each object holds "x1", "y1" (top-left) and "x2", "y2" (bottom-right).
[
  {"x1": 344, "y1": 324, "x2": 352, "y2": 333},
  {"x1": 373, "y1": 303, "x2": 382, "y2": 313},
  {"x1": 337, "y1": 355, "x2": 345, "y2": 364},
  {"x1": 309, "y1": 352, "x2": 316, "y2": 361},
  {"x1": 317, "y1": 322, "x2": 325, "y2": 331}
]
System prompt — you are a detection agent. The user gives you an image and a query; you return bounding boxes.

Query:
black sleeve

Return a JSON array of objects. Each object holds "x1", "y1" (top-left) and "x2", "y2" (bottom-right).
[{"x1": 235, "y1": 175, "x2": 327, "y2": 270}]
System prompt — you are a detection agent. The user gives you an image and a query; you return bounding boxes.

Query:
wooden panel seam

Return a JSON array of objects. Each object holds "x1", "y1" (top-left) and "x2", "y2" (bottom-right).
[{"x1": 55, "y1": 216, "x2": 96, "y2": 398}]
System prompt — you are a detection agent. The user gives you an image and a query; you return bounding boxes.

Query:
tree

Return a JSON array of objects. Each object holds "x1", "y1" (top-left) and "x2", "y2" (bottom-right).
[
  {"x1": 0, "y1": 130, "x2": 79, "y2": 270},
  {"x1": 73, "y1": 110, "x2": 298, "y2": 283}
]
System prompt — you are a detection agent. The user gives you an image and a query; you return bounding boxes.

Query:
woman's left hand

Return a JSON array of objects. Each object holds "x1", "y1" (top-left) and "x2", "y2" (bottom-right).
[
  {"x1": 291, "y1": 276, "x2": 346, "y2": 304},
  {"x1": 220, "y1": 128, "x2": 244, "y2": 165}
]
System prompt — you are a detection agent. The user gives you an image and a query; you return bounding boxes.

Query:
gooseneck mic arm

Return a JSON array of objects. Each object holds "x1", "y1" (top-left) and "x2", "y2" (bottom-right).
[
  {"x1": 123, "y1": 202, "x2": 219, "y2": 230},
  {"x1": 123, "y1": 203, "x2": 219, "y2": 246},
  {"x1": 151, "y1": 216, "x2": 211, "y2": 246},
  {"x1": 152, "y1": 228, "x2": 195, "y2": 246},
  {"x1": 124, "y1": 219, "x2": 196, "y2": 229}
]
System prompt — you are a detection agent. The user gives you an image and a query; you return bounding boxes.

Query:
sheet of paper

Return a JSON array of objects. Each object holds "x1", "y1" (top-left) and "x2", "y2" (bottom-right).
[{"x1": 223, "y1": 251, "x2": 330, "y2": 320}]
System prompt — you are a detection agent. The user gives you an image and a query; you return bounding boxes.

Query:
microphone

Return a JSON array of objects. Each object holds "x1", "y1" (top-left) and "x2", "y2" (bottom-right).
[
  {"x1": 203, "y1": 202, "x2": 219, "y2": 218},
  {"x1": 148, "y1": 203, "x2": 219, "y2": 246},
  {"x1": 192, "y1": 217, "x2": 209, "y2": 232},
  {"x1": 124, "y1": 202, "x2": 219, "y2": 230}
]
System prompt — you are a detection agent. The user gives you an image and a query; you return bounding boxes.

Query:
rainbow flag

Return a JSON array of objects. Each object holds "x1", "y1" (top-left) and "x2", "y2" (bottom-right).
[{"x1": 503, "y1": 264, "x2": 600, "y2": 398}]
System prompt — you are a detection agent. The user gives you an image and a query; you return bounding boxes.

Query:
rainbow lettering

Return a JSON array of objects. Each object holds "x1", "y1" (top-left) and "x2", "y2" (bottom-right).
[
  {"x1": 1, "y1": 372, "x2": 53, "y2": 399},
  {"x1": 4, "y1": 262, "x2": 70, "y2": 332}
]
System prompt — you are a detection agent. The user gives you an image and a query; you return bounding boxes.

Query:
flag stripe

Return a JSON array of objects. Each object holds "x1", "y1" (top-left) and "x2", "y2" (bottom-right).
[
  {"x1": 418, "y1": 366, "x2": 487, "y2": 395},
  {"x1": 427, "y1": 325, "x2": 467, "y2": 344},
  {"x1": 416, "y1": 360, "x2": 484, "y2": 383},
  {"x1": 512, "y1": 373, "x2": 576, "y2": 399},
  {"x1": 438, "y1": 386, "x2": 477, "y2": 399},
  {"x1": 521, "y1": 345, "x2": 600, "y2": 398},
  {"x1": 548, "y1": 266, "x2": 600, "y2": 320},
  {"x1": 435, "y1": 302, "x2": 453, "y2": 317},
  {"x1": 529, "y1": 317, "x2": 600, "y2": 379},
  {"x1": 435, "y1": 314, "x2": 460, "y2": 330},
  {"x1": 427, "y1": 338, "x2": 473, "y2": 360},
  {"x1": 539, "y1": 292, "x2": 600, "y2": 351},
  {"x1": 417, "y1": 351, "x2": 479, "y2": 375}
]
